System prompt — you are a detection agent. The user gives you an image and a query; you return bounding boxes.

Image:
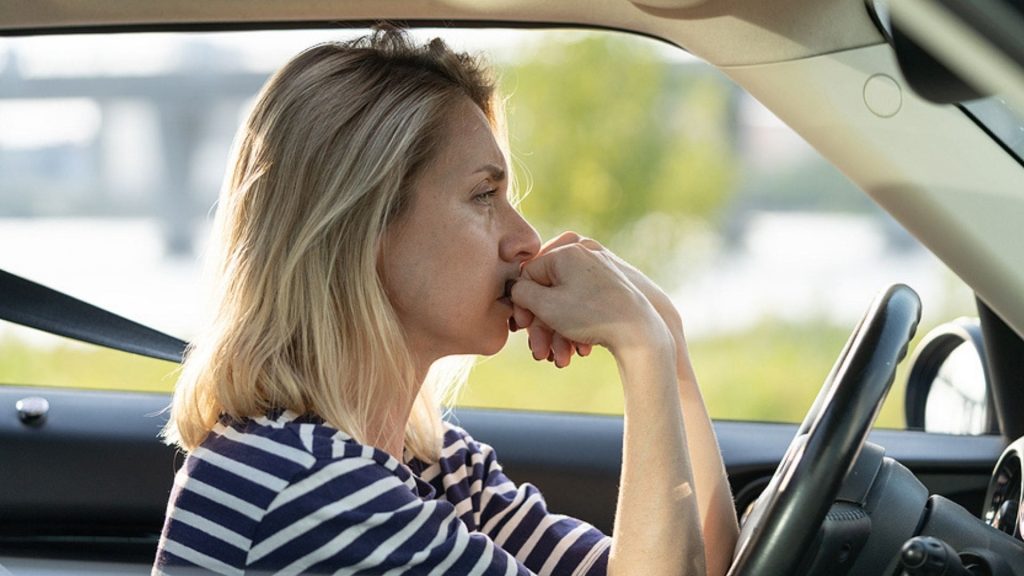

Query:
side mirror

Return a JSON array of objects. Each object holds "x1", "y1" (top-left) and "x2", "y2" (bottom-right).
[{"x1": 905, "y1": 318, "x2": 998, "y2": 435}]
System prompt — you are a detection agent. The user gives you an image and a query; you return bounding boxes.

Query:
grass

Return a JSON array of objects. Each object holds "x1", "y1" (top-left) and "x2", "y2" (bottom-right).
[
  {"x1": 1, "y1": 320, "x2": 910, "y2": 428},
  {"x1": 462, "y1": 321, "x2": 908, "y2": 429},
  {"x1": 0, "y1": 335, "x2": 180, "y2": 393}
]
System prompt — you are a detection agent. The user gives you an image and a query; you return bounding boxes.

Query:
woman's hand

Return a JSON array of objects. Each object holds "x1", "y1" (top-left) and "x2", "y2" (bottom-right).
[
  {"x1": 512, "y1": 232, "x2": 684, "y2": 367},
  {"x1": 515, "y1": 232, "x2": 738, "y2": 576},
  {"x1": 509, "y1": 241, "x2": 670, "y2": 361}
]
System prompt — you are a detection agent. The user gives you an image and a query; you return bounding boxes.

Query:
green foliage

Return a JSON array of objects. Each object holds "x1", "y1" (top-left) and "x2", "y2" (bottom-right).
[
  {"x1": 0, "y1": 320, "x2": 906, "y2": 429},
  {"x1": 460, "y1": 321, "x2": 906, "y2": 429},
  {"x1": 0, "y1": 336, "x2": 178, "y2": 393},
  {"x1": 501, "y1": 35, "x2": 737, "y2": 284},
  {"x1": 691, "y1": 321, "x2": 906, "y2": 428}
]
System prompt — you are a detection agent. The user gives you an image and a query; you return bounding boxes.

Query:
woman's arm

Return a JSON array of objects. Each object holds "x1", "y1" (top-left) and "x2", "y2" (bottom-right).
[
  {"x1": 598, "y1": 251, "x2": 738, "y2": 576},
  {"x1": 664, "y1": 318, "x2": 739, "y2": 576},
  {"x1": 515, "y1": 232, "x2": 739, "y2": 576},
  {"x1": 611, "y1": 331, "x2": 706, "y2": 576},
  {"x1": 511, "y1": 244, "x2": 708, "y2": 576}
]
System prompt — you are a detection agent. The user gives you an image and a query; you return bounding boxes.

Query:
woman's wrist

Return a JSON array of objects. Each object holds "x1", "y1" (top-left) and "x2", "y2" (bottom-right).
[
  {"x1": 611, "y1": 316, "x2": 678, "y2": 396},
  {"x1": 606, "y1": 301, "x2": 673, "y2": 354}
]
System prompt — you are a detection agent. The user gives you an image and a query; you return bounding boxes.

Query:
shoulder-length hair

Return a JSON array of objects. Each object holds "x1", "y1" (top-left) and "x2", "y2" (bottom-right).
[{"x1": 164, "y1": 28, "x2": 506, "y2": 462}]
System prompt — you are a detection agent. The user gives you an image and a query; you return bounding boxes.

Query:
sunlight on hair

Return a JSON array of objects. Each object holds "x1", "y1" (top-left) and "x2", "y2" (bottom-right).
[
  {"x1": 164, "y1": 28, "x2": 504, "y2": 463},
  {"x1": 429, "y1": 354, "x2": 478, "y2": 409}
]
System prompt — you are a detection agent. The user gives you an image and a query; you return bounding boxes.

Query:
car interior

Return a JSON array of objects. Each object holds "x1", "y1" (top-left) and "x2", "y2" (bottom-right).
[{"x1": 1, "y1": 0, "x2": 1023, "y2": 575}]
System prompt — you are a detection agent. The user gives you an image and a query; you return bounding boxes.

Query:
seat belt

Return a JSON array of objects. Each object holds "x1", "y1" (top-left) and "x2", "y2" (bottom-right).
[{"x1": 0, "y1": 269, "x2": 186, "y2": 363}]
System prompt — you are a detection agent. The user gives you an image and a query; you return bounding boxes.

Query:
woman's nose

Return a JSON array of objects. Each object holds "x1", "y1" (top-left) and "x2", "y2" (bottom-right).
[{"x1": 500, "y1": 209, "x2": 541, "y2": 263}]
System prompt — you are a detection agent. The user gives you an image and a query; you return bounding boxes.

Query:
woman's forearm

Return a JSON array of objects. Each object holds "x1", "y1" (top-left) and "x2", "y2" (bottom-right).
[
  {"x1": 673, "y1": 337, "x2": 740, "y2": 576},
  {"x1": 643, "y1": 290, "x2": 739, "y2": 576},
  {"x1": 608, "y1": 334, "x2": 706, "y2": 576}
]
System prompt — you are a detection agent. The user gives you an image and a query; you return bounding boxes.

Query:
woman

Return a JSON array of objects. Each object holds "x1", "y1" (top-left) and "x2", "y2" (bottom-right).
[{"x1": 155, "y1": 28, "x2": 738, "y2": 576}]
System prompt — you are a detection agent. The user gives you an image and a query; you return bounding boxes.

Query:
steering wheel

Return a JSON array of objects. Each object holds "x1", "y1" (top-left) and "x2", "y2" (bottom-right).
[{"x1": 727, "y1": 284, "x2": 921, "y2": 576}]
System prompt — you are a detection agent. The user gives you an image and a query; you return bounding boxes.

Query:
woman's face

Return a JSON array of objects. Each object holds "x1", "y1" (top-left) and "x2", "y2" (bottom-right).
[{"x1": 381, "y1": 97, "x2": 541, "y2": 365}]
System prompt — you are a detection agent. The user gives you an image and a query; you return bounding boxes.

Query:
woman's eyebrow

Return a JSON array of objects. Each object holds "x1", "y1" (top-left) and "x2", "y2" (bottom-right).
[{"x1": 473, "y1": 163, "x2": 506, "y2": 181}]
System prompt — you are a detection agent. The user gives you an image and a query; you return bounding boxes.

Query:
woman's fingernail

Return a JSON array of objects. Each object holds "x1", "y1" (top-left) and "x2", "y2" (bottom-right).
[{"x1": 509, "y1": 317, "x2": 518, "y2": 332}]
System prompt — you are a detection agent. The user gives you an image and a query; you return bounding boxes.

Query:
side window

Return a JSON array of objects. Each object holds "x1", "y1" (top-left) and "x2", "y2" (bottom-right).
[
  {"x1": 458, "y1": 31, "x2": 977, "y2": 429},
  {"x1": 0, "y1": 30, "x2": 387, "y2": 393},
  {"x1": 0, "y1": 29, "x2": 975, "y2": 428},
  {"x1": 0, "y1": 32, "x2": 303, "y2": 393}
]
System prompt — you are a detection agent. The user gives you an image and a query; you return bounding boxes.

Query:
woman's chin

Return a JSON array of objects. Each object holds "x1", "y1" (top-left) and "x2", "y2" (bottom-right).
[{"x1": 476, "y1": 327, "x2": 511, "y2": 357}]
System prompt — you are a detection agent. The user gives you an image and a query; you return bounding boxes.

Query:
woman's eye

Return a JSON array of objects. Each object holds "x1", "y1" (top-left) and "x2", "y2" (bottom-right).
[{"x1": 473, "y1": 189, "x2": 498, "y2": 205}]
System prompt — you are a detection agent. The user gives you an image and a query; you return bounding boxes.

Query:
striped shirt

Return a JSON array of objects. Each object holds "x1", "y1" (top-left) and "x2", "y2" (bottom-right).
[{"x1": 153, "y1": 411, "x2": 611, "y2": 575}]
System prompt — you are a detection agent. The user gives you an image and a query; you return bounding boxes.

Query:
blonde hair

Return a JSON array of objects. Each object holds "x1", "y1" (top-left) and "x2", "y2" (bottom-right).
[{"x1": 164, "y1": 28, "x2": 504, "y2": 462}]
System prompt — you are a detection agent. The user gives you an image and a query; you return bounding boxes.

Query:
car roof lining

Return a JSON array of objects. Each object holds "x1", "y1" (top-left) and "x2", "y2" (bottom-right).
[
  {"x1": 0, "y1": 19, "x2": 689, "y2": 63},
  {"x1": 0, "y1": 0, "x2": 884, "y2": 67}
]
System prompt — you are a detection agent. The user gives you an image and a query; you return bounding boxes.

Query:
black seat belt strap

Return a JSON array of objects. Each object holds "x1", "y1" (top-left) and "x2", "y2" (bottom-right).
[{"x1": 0, "y1": 269, "x2": 186, "y2": 363}]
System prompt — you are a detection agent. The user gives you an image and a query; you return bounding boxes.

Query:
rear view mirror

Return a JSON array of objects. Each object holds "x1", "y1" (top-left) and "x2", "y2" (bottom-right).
[
  {"x1": 905, "y1": 318, "x2": 997, "y2": 434},
  {"x1": 873, "y1": 0, "x2": 1024, "y2": 113},
  {"x1": 869, "y1": 0, "x2": 987, "y2": 104}
]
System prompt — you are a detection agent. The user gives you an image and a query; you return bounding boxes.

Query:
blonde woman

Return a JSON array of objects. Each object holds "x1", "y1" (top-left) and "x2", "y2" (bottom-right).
[{"x1": 154, "y1": 28, "x2": 738, "y2": 576}]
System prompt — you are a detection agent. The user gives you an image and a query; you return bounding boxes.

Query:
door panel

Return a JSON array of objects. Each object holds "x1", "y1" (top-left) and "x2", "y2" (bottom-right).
[
  {"x1": 0, "y1": 388, "x2": 1004, "y2": 568},
  {"x1": 0, "y1": 386, "x2": 175, "y2": 566},
  {"x1": 453, "y1": 410, "x2": 1005, "y2": 534}
]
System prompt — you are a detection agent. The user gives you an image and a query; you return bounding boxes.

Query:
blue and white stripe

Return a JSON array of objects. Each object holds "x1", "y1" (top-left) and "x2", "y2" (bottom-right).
[{"x1": 153, "y1": 411, "x2": 610, "y2": 575}]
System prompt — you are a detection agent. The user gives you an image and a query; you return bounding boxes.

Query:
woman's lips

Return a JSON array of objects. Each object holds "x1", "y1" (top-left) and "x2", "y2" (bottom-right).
[{"x1": 498, "y1": 279, "x2": 515, "y2": 307}]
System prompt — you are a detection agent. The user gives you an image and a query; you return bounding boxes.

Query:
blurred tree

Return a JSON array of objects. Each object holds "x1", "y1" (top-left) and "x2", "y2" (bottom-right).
[{"x1": 500, "y1": 33, "x2": 738, "y2": 285}]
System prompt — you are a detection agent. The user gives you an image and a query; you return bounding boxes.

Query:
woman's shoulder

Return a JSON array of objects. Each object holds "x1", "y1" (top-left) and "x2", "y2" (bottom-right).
[
  {"x1": 200, "y1": 410, "x2": 355, "y2": 464},
  {"x1": 157, "y1": 414, "x2": 446, "y2": 574},
  {"x1": 425, "y1": 421, "x2": 493, "y2": 465},
  {"x1": 170, "y1": 412, "x2": 435, "y2": 529},
  {"x1": 407, "y1": 421, "x2": 501, "y2": 482},
  {"x1": 438, "y1": 420, "x2": 490, "y2": 449},
  {"x1": 183, "y1": 411, "x2": 415, "y2": 495}
]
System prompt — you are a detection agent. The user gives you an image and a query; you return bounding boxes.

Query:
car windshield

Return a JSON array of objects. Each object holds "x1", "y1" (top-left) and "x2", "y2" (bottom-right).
[
  {"x1": 963, "y1": 96, "x2": 1024, "y2": 164},
  {"x1": 0, "y1": 28, "x2": 978, "y2": 428}
]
